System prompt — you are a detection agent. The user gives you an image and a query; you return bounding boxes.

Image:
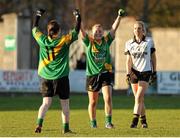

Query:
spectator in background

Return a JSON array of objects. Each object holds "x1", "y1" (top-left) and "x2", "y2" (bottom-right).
[
  {"x1": 125, "y1": 21, "x2": 157, "y2": 128},
  {"x1": 32, "y1": 9, "x2": 81, "y2": 134},
  {"x1": 76, "y1": 52, "x2": 86, "y2": 70}
]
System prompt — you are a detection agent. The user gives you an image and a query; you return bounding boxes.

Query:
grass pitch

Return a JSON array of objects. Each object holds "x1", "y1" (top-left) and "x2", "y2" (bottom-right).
[{"x1": 0, "y1": 93, "x2": 180, "y2": 137}]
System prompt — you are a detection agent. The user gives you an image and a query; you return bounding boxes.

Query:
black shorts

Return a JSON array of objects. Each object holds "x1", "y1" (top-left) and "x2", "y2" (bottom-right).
[
  {"x1": 40, "y1": 76, "x2": 70, "y2": 99},
  {"x1": 130, "y1": 68, "x2": 151, "y2": 84},
  {"x1": 86, "y1": 71, "x2": 113, "y2": 92}
]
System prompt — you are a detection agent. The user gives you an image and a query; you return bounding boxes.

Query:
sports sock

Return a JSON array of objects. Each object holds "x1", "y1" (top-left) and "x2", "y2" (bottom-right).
[
  {"x1": 140, "y1": 115, "x2": 147, "y2": 124},
  {"x1": 90, "y1": 120, "x2": 97, "y2": 127},
  {"x1": 63, "y1": 123, "x2": 69, "y2": 131},
  {"x1": 36, "y1": 118, "x2": 43, "y2": 126},
  {"x1": 133, "y1": 114, "x2": 140, "y2": 118},
  {"x1": 140, "y1": 115, "x2": 146, "y2": 120},
  {"x1": 105, "y1": 115, "x2": 112, "y2": 124},
  {"x1": 132, "y1": 114, "x2": 139, "y2": 125}
]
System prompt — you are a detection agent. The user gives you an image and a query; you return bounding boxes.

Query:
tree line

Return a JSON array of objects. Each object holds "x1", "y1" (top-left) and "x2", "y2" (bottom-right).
[{"x1": 0, "y1": 0, "x2": 180, "y2": 30}]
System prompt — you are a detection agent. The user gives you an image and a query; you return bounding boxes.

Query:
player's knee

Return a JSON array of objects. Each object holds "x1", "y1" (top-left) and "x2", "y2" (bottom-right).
[
  {"x1": 135, "y1": 96, "x2": 141, "y2": 104},
  {"x1": 42, "y1": 102, "x2": 51, "y2": 108},
  {"x1": 135, "y1": 95, "x2": 143, "y2": 103},
  {"x1": 89, "y1": 100, "x2": 97, "y2": 108},
  {"x1": 104, "y1": 97, "x2": 111, "y2": 105}
]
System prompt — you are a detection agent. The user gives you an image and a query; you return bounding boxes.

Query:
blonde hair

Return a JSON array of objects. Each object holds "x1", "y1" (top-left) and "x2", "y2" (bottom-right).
[{"x1": 134, "y1": 21, "x2": 146, "y2": 36}]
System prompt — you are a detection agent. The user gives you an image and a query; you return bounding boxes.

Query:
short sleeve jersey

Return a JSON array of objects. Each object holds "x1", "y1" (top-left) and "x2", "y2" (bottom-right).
[
  {"x1": 82, "y1": 32, "x2": 114, "y2": 76},
  {"x1": 125, "y1": 37, "x2": 155, "y2": 72},
  {"x1": 32, "y1": 27, "x2": 78, "y2": 80}
]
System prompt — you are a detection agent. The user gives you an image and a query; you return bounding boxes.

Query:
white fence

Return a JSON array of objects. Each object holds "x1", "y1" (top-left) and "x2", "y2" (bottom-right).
[
  {"x1": 0, "y1": 70, "x2": 179, "y2": 94},
  {"x1": 0, "y1": 70, "x2": 39, "y2": 92},
  {"x1": 0, "y1": 70, "x2": 86, "y2": 93},
  {"x1": 157, "y1": 71, "x2": 180, "y2": 94}
]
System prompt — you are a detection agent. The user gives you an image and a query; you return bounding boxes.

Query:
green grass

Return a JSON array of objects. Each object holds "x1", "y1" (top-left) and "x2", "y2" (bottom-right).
[{"x1": 0, "y1": 93, "x2": 180, "y2": 137}]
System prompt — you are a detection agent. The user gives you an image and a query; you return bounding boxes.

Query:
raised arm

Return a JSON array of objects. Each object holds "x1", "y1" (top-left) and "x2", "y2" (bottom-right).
[
  {"x1": 73, "y1": 10, "x2": 86, "y2": 39},
  {"x1": 80, "y1": 22, "x2": 87, "y2": 39},
  {"x1": 73, "y1": 9, "x2": 81, "y2": 33},
  {"x1": 32, "y1": 9, "x2": 47, "y2": 46},
  {"x1": 33, "y1": 9, "x2": 45, "y2": 27},
  {"x1": 110, "y1": 9, "x2": 125, "y2": 38},
  {"x1": 73, "y1": 9, "x2": 88, "y2": 39}
]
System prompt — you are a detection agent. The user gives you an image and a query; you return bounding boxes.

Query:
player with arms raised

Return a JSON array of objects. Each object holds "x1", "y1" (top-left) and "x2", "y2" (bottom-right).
[
  {"x1": 32, "y1": 9, "x2": 81, "y2": 133},
  {"x1": 80, "y1": 8, "x2": 125, "y2": 128}
]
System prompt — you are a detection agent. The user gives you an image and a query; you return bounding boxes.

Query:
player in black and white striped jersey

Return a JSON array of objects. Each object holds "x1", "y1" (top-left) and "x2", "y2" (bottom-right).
[{"x1": 125, "y1": 21, "x2": 157, "y2": 128}]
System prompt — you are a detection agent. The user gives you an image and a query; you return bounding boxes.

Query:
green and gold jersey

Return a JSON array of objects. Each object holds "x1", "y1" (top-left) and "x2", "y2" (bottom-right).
[
  {"x1": 82, "y1": 32, "x2": 114, "y2": 76},
  {"x1": 32, "y1": 27, "x2": 78, "y2": 80}
]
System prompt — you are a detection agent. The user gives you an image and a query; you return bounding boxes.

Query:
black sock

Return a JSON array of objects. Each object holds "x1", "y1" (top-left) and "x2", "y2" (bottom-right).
[
  {"x1": 133, "y1": 114, "x2": 140, "y2": 118},
  {"x1": 140, "y1": 115, "x2": 147, "y2": 124},
  {"x1": 140, "y1": 115, "x2": 146, "y2": 120},
  {"x1": 132, "y1": 114, "x2": 139, "y2": 125}
]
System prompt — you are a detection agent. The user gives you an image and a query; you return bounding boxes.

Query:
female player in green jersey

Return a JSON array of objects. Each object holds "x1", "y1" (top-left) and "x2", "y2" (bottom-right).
[
  {"x1": 32, "y1": 9, "x2": 81, "y2": 133},
  {"x1": 80, "y1": 9, "x2": 125, "y2": 129}
]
